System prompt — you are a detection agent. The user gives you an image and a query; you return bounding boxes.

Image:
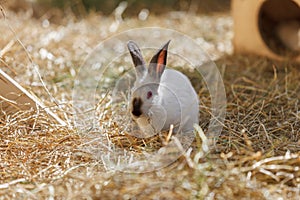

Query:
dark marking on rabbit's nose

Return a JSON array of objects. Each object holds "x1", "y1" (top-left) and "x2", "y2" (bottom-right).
[{"x1": 132, "y1": 98, "x2": 142, "y2": 117}]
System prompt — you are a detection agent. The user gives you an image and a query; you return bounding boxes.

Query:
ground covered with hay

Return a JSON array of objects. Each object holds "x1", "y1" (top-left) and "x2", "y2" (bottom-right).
[{"x1": 0, "y1": 5, "x2": 300, "y2": 200}]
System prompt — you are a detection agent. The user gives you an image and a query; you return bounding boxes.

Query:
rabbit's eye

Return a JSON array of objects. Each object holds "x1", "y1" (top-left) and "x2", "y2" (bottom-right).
[{"x1": 147, "y1": 91, "x2": 152, "y2": 99}]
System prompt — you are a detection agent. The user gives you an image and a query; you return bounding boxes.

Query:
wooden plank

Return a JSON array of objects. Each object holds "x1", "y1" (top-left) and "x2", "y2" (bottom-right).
[{"x1": 0, "y1": 69, "x2": 66, "y2": 126}]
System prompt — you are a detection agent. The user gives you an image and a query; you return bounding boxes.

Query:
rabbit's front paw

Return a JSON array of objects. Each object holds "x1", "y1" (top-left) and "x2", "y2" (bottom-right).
[
  {"x1": 136, "y1": 117, "x2": 155, "y2": 137},
  {"x1": 149, "y1": 104, "x2": 167, "y2": 133}
]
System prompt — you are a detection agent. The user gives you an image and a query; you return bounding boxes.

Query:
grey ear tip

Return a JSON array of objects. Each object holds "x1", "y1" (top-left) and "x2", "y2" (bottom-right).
[
  {"x1": 127, "y1": 40, "x2": 133, "y2": 48},
  {"x1": 163, "y1": 40, "x2": 171, "y2": 49},
  {"x1": 127, "y1": 40, "x2": 137, "y2": 47}
]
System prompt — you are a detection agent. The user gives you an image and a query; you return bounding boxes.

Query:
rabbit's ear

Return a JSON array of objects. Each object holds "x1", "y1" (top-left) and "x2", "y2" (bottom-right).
[
  {"x1": 149, "y1": 40, "x2": 170, "y2": 80},
  {"x1": 127, "y1": 41, "x2": 147, "y2": 78}
]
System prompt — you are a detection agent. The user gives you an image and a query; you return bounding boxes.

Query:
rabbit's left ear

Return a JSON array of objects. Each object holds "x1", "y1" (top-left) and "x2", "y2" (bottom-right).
[
  {"x1": 127, "y1": 40, "x2": 147, "y2": 79},
  {"x1": 149, "y1": 40, "x2": 170, "y2": 80}
]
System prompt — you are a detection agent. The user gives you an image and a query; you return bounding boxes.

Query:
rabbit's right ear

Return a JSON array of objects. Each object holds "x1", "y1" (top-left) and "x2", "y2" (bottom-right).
[
  {"x1": 127, "y1": 41, "x2": 146, "y2": 78},
  {"x1": 148, "y1": 40, "x2": 170, "y2": 80}
]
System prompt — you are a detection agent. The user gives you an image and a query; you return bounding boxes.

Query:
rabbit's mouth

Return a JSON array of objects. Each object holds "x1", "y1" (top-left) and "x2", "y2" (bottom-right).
[
  {"x1": 131, "y1": 111, "x2": 150, "y2": 123},
  {"x1": 131, "y1": 109, "x2": 142, "y2": 117}
]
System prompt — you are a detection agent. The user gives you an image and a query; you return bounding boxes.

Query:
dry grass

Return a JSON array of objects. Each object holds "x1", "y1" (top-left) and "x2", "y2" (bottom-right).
[{"x1": 0, "y1": 5, "x2": 299, "y2": 200}]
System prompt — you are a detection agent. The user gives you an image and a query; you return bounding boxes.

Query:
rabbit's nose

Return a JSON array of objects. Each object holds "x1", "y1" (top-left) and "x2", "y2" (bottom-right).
[{"x1": 132, "y1": 97, "x2": 142, "y2": 117}]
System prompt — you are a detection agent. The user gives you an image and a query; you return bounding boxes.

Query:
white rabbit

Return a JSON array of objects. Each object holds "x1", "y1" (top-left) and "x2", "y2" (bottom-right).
[
  {"x1": 276, "y1": 20, "x2": 300, "y2": 51},
  {"x1": 127, "y1": 40, "x2": 199, "y2": 136}
]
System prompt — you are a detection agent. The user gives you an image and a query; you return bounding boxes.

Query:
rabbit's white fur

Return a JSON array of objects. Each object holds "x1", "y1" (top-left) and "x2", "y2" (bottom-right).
[
  {"x1": 128, "y1": 41, "x2": 199, "y2": 136},
  {"x1": 152, "y1": 69, "x2": 198, "y2": 133}
]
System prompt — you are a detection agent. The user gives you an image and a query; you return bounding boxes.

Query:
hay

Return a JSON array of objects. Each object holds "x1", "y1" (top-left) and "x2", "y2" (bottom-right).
[{"x1": 0, "y1": 4, "x2": 299, "y2": 199}]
